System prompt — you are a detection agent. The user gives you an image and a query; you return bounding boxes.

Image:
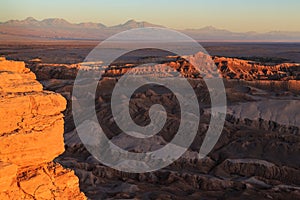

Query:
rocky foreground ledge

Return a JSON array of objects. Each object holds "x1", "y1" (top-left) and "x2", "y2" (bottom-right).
[{"x1": 0, "y1": 57, "x2": 86, "y2": 199}]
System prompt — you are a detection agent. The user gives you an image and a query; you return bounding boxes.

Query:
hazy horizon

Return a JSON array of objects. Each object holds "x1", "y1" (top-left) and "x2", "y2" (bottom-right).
[
  {"x1": 3, "y1": 16, "x2": 300, "y2": 35},
  {"x1": 1, "y1": 0, "x2": 300, "y2": 33}
]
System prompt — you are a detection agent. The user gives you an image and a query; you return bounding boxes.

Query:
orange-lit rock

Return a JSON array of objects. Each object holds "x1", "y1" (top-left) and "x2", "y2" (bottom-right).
[{"x1": 0, "y1": 58, "x2": 86, "y2": 199}]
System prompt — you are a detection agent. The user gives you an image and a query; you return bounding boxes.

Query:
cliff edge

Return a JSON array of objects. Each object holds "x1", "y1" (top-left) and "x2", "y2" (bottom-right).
[{"x1": 0, "y1": 57, "x2": 86, "y2": 199}]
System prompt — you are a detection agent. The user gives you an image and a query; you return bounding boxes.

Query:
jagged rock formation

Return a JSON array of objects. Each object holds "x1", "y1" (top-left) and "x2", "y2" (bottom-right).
[
  {"x1": 26, "y1": 53, "x2": 300, "y2": 199},
  {"x1": 214, "y1": 56, "x2": 300, "y2": 80},
  {"x1": 57, "y1": 83, "x2": 300, "y2": 199},
  {"x1": 0, "y1": 57, "x2": 86, "y2": 199},
  {"x1": 27, "y1": 52, "x2": 300, "y2": 81},
  {"x1": 92, "y1": 53, "x2": 300, "y2": 81}
]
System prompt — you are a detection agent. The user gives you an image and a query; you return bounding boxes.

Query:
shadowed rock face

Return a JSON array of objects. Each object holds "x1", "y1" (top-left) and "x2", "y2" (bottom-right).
[
  {"x1": 0, "y1": 57, "x2": 86, "y2": 200},
  {"x1": 26, "y1": 53, "x2": 300, "y2": 199}
]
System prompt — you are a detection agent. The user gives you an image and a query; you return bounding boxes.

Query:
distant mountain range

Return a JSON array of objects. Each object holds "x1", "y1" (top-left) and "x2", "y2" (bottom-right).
[{"x1": 1, "y1": 17, "x2": 300, "y2": 42}]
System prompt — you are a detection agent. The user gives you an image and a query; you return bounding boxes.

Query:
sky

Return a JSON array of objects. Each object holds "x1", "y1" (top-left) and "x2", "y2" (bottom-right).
[{"x1": 1, "y1": 0, "x2": 300, "y2": 32}]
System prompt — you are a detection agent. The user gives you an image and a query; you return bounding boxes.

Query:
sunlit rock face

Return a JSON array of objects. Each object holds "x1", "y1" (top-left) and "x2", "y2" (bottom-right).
[{"x1": 0, "y1": 58, "x2": 86, "y2": 200}]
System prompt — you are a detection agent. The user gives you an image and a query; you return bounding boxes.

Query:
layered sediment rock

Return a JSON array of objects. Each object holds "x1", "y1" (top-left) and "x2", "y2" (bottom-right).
[{"x1": 0, "y1": 57, "x2": 85, "y2": 199}]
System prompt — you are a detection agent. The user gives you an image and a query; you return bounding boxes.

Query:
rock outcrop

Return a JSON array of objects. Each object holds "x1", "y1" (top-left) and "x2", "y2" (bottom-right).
[
  {"x1": 27, "y1": 52, "x2": 300, "y2": 82},
  {"x1": 0, "y1": 57, "x2": 86, "y2": 199},
  {"x1": 214, "y1": 56, "x2": 300, "y2": 80}
]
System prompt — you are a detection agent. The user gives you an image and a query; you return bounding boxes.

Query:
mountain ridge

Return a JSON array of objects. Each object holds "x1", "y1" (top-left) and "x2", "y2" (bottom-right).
[
  {"x1": 1, "y1": 17, "x2": 300, "y2": 42},
  {"x1": 2, "y1": 17, "x2": 162, "y2": 29}
]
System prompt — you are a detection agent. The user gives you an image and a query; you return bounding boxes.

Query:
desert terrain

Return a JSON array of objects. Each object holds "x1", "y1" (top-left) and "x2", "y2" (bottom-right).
[{"x1": 0, "y1": 41, "x2": 298, "y2": 199}]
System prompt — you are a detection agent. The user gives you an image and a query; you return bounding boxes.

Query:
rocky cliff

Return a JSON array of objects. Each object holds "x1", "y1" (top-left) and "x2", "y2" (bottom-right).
[{"x1": 0, "y1": 57, "x2": 86, "y2": 199}]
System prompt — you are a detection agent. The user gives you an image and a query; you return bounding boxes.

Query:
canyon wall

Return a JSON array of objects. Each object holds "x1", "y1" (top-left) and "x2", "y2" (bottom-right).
[{"x1": 0, "y1": 57, "x2": 85, "y2": 199}]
